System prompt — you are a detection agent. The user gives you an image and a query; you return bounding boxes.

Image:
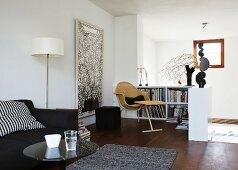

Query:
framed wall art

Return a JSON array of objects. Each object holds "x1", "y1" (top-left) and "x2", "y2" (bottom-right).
[{"x1": 75, "y1": 19, "x2": 103, "y2": 121}]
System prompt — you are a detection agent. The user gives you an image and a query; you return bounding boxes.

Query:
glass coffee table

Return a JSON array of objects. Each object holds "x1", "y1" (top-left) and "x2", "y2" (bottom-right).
[{"x1": 23, "y1": 139, "x2": 99, "y2": 170}]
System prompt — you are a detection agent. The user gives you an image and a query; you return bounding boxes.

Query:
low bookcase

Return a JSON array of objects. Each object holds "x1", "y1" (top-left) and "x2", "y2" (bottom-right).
[{"x1": 137, "y1": 86, "x2": 191, "y2": 121}]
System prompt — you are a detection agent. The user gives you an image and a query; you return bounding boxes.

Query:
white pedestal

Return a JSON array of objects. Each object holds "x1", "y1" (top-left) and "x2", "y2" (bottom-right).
[{"x1": 188, "y1": 88, "x2": 210, "y2": 141}]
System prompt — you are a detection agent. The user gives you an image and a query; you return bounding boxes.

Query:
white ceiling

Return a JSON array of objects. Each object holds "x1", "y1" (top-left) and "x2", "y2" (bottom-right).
[{"x1": 89, "y1": 0, "x2": 238, "y2": 41}]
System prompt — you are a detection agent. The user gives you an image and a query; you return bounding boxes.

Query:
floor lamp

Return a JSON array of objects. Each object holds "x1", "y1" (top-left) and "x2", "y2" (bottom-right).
[{"x1": 32, "y1": 37, "x2": 64, "y2": 108}]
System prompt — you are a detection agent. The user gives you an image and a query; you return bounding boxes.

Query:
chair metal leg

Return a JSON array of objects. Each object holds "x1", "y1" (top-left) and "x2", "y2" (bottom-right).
[{"x1": 142, "y1": 106, "x2": 162, "y2": 133}]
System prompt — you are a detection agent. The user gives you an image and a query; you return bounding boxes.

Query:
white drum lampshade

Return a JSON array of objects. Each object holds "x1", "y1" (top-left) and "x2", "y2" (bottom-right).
[{"x1": 32, "y1": 37, "x2": 64, "y2": 57}]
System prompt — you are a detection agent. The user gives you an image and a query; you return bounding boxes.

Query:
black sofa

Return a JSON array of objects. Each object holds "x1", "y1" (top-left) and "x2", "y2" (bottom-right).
[{"x1": 0, "y1": 100, "x2": 78, "y2": 170}]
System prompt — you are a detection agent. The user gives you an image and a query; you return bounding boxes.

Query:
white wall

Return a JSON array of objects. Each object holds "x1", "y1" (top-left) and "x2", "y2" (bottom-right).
[
  {"x1": 143, "y1": 34, "x2": 157, "y2": 85},
  {"x1": 114, "y1": 15, "x2": 142, "y2": 86},
  {"x1": 156, "y1": 37, "x2": 238, "y2": 119},
  {"x1": 0, "y1": 0, "x2": 114, "y2": 109},
  {"x1": 156, "y1": 40, "x2": 193, "y2": 85},
  {"x1": 137, "y1": 16, "x2": 144, "y2": 69},
  {"x1": 113, "y1": 15, "x2": 143, "y2": 118}
]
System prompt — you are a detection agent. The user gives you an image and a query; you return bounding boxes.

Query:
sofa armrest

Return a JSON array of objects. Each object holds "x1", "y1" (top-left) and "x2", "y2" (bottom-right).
[{"x1": 31, "y1": 109, "x2": 78, "y2": 130}]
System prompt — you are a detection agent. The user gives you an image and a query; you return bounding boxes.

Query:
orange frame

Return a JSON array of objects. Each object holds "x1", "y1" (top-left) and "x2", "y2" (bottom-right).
[{"x1": 193, "y1": 39, "x2": 224, "y2": 68}]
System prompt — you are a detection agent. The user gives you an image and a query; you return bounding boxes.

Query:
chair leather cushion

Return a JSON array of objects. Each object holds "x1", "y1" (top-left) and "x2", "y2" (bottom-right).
[{"x1": 125, "y1": 95, "x2": 145, "y2": 105}]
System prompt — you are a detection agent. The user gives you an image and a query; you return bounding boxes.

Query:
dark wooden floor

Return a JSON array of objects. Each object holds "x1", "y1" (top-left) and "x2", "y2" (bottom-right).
[{"x1": 87, "y1": 118, "x2": 238, "y2": 170}]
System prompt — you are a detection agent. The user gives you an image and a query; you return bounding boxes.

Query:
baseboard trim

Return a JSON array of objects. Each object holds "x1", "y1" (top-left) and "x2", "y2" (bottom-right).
[{"x1": 209, "y1": 118, "x2": 238, "y2": 124}]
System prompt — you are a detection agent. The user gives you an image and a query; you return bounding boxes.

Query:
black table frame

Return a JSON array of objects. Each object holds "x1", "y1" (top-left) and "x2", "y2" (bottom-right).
[{"x1": 23, "y1": 139, "x2": 98, "y2": 170}]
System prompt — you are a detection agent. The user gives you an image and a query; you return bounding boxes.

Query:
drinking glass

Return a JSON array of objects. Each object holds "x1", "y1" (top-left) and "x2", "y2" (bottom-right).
[{"x1": 64, "y1": 130, "x2": 77, "y2": 151}]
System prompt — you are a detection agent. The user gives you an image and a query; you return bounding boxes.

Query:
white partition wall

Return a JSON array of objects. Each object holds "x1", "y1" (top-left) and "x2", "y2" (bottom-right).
[
  {"x1": 188, "y1": 88, "x2": 210, "y2": 141},
  {"x1": 114, "y1": 15, "x2": 142, "y2": 85}
]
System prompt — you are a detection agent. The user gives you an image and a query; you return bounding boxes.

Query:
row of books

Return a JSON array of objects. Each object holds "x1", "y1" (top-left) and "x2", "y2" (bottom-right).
[
  {"x1": 138, "y1": 88, "x2": 188, "y2": 103},
  {"x1": 167, "y1": 105, "x2": 189, "y2": 130},
  {"x1": 168, "y1": 105, "x2": 188, "y2": 117},
  {"x1": 138, "y1": 105, "x2": 166, "y2": 118},
  {"x1": 176, "y1": 121, "x2": 189, "y2": 130},
  {"x1": 167, "y1": 89, "x2": 188, "y2": 103},
  {"x1": 166, "y1": 118, "x2": 189, "y2": 130},
  {"x1": 166, "y1": 119, "x2": 189, "y2": 130},
  {"x1": 78, "y1": 121, "x2": 90, "y2": 141},
  {"x1": 168, "y1": 105, "x2": 188, "y2": 121},
  {"x1": 79, "y1": 131, "x2": 90, "y2": 141},
  {"x1": 139, "y1": 88, "x2": 166, "y2": 101}
]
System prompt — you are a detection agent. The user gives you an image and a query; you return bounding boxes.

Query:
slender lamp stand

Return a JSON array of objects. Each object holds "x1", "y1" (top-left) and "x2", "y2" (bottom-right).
[
  {"x1": 32, "y1": 37, "x2": 64, "y2": 108},
  {"x1": 46, "y1": 54, "x2": 49, "y2": 108}
]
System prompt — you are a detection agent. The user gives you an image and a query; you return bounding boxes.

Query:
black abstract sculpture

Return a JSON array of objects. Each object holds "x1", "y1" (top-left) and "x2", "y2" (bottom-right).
[
  {"x1": 195, "y1": 43, "x2": 210, "y2": 88},
  {"x1": 196, "y1": 71, "x2": 206, "y2": 88},
  {"x1": 185, "y1": 65, "x2": 195, "y2": 86}
]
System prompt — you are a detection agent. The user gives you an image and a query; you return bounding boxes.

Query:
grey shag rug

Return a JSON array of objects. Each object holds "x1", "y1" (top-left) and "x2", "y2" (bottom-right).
[{"x1": 67, "y1": 144, "x2": 177, "y2": 170}]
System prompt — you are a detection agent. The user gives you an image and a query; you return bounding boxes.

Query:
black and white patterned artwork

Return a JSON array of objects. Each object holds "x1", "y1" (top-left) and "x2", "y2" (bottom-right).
[
  {"x1": 161, "y1": 54, "x2": 195, "y2": 84},
  {"x1": 75, "y1": 19, "x2": 103, "y2": 119}
]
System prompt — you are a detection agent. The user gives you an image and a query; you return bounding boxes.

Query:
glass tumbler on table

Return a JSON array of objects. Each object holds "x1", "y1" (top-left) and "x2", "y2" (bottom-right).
[{"x1": 64, "y1": 130, "x2": 77, "y2": 151}]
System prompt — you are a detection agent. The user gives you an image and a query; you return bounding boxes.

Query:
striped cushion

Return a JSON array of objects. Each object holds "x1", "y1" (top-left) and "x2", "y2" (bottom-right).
[{"x1": 0, "y1": 100, "x2": 45, "y2": 136}]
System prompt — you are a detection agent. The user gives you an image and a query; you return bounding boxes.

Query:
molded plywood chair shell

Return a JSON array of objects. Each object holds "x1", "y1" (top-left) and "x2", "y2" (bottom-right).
[{"x1": 114, "y1": 82, "x2": 150, "y2": 111}]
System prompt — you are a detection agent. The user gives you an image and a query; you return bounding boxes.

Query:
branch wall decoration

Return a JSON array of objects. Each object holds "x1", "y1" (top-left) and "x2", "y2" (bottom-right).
[
  {"x1": 161, "y1": 54, "x2": 196, "y2": 84},
  {"x1": 75, "y1": 19, "x2": 103, "y2": 122}
]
